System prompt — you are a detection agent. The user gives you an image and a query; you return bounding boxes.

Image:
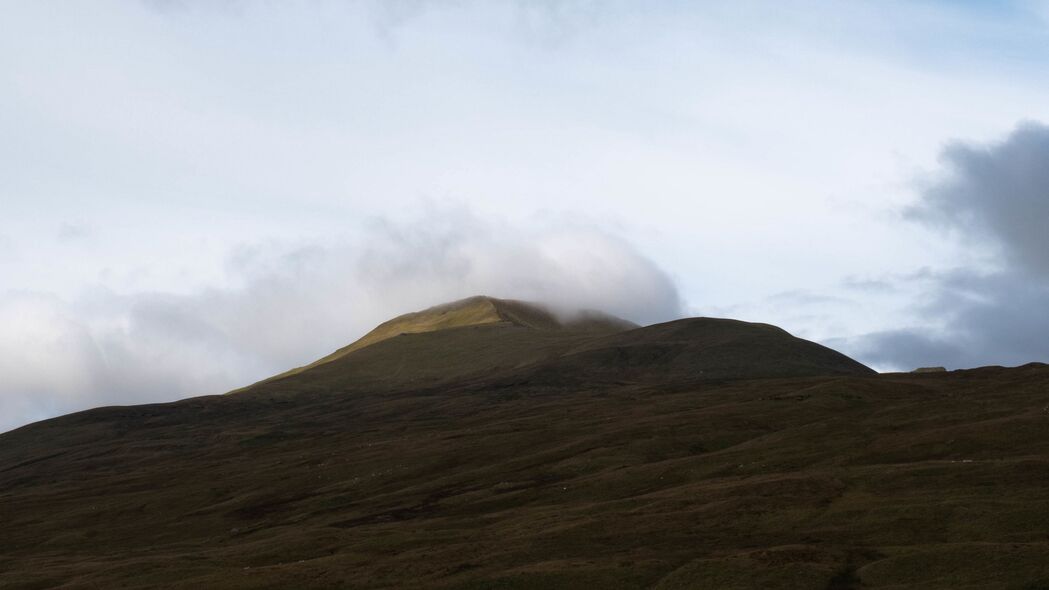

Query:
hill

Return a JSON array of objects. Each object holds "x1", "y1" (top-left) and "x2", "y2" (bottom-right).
[
  {"x1": 239, "y1": 296, "x2": 637, "y2": 390},
  {"x1": 526, "y1": 316, "x2": 875, "y2": 385},
  {"x1": 2, "y1": 298, "x2": 1049, "y2": 589},
  {"x1": 240, "y1": 296, "x2": 873, "y2": 395}
]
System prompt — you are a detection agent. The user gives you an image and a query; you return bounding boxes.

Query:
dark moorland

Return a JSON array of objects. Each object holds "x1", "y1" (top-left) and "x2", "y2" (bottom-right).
[{"x1": 3, "y1": 297, "x2": 1049, "y2": 589}]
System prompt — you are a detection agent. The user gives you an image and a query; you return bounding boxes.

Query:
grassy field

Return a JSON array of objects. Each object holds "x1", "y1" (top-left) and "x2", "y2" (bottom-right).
[{"x1": 2, "y1": 298, "x2": 1048, "y2": 589}]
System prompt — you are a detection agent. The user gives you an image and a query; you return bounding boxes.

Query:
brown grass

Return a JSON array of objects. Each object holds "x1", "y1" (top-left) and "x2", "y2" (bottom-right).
[{"x1": 2, "y1": 301, "x2": 1047, "y2": 589}]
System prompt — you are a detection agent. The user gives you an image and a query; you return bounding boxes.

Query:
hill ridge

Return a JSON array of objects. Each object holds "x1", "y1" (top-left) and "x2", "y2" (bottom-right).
[
  {"x1": 245, "y1": 296, "x2": 635, "y2": 387},
  {"x1": 234, "y1": 297, "x2": 874, "y2": 396}
]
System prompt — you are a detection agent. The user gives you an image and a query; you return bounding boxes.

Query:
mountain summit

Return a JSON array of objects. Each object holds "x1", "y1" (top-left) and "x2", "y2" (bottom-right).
[
  {"x1": 244, "y1": 296, "x2": 873, "y2": 395},
  {"x1": 254, "y1": 296, "x2": 637, "y2": 387},
  {"x1": 316, "y1": 295, "x2": 636, "y2": 360}
]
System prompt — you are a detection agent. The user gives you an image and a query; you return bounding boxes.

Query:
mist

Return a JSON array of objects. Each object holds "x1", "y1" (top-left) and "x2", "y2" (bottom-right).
[{"x1": 0, "y1": 210, "x2": 681, "y2": 433}]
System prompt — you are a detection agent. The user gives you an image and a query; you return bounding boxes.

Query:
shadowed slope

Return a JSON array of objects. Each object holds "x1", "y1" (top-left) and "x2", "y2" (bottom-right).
[
  {"x1": 4, "y1": 362, "x2": 1049, "y2": 589},
  {"x1": 537, "y1": 317, "x2": 877, "y2": 383}
]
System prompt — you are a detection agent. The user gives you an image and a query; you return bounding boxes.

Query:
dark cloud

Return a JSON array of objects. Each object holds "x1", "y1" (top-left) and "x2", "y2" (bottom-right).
[
  {"x1": 846, "y1": 122, "x2": 1049, "y2": 370},
  {"x1": 844, "y1": 271, "x2": 1049, "y2": 370},
  {"x1": 831, "y1": 330, "x2": 964, "y2": 371},
  {"x1": 909, "y1": 121, "x2": 1049, "y2": 276}
]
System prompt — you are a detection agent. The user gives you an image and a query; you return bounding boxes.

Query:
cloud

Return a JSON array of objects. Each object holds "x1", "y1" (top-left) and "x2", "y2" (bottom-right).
[
  {"x1": 841, "y1": 270, "x2": 1049, "y2": 370},
  {"x1": 350, "y1": 210, "x2": 682, "y2": 325},
  {"x1": 845, "y1": 122, "x2": 1049, "y2": 370},
  {"x1": 840, "y1": 276, "x2": 898, "y2": 294},
  {"x1": 0, "y1": 233, "x2": 14, "y2": 260},
  {"x1": 908, "y1": 121, "x2": 1049, "y2": 276},
  {"x1": 0, "y1": 210, "x2": 682, "y2": 433},
  {"x1": 764, "y1": 289, "x2": 850, "y2": 307},
  {"x1": 57, "y1": 223, "x2": 92, "y2": 242}
]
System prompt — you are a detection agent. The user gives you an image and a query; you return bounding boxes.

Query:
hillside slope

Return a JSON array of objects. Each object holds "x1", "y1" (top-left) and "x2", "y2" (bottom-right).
[
  {"x1": 528, "y1": 317, "x2": 876, "y2": 384},
  {"x1": 4, "y1": 364, "x2": 1049, "y2": 589},
  {"x1": 4, "y1": 298, "x2": 1048, "y2": 589}
]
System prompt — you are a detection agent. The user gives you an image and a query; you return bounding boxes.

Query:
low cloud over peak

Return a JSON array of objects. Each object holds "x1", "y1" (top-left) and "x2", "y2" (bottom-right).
[{"x1": 0, "y1": 210, "x2": 683, "y2": 433}]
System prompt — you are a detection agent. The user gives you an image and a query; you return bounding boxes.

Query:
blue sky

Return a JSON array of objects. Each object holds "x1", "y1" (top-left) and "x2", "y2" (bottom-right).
[{"x1": 3, "y1": 0, "x2": 1049, "y2": 431}]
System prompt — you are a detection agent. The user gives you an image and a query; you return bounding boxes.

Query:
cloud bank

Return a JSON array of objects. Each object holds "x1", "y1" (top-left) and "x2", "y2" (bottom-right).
[
  {"x1": 0, "y1": 211, "x2": 682, "y2": 432},
  {"x1": 846, "y1": 122, "x2": 1049, "y2": 370}
]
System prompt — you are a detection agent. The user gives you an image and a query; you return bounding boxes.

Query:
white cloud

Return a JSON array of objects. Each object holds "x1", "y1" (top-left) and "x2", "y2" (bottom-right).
[
  {"x1": 5, "y1": 1, "x2": 1049, "y2": 423},
  {"x1": 0, "y1": 211, "x2": 681, "y2": 433}
]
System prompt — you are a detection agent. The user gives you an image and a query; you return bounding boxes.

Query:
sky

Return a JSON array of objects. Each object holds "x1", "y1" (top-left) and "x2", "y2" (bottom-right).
[{"x1": 2, "y1": 0, "x2": 1049, "y2": 432}]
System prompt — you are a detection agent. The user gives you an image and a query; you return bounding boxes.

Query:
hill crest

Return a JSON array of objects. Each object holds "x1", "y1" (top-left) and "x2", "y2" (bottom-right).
[
  {"x1": 263, "y1": 296, "x2": 637, "y2": 383},
  {"x1": 331, "y1": 295, "x2": 636, "y2": 355},
  {"x1": 240, "y1": 297, "x2": 873, "y2": 395}
]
